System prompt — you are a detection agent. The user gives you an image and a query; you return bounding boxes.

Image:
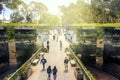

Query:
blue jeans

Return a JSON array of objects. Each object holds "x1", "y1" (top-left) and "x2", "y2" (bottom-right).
[
  {"x1": 48, "y1": 73, "x2": 51, "y2": 80},
  {"x1": 42, "y1": 64, "x2": 45, "y2": 70},
  {"x1": 53, "y1": 74, "x2": 57, "y2": 80}
]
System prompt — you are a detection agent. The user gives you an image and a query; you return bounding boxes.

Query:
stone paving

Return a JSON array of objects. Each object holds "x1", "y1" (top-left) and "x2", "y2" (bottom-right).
[{"x1": 28, "y1": 30, "x2": 76, "y2": 80}]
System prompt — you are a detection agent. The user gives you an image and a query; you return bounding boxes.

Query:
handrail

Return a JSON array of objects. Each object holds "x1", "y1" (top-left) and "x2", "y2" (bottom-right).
[
  {"x1": 7, "y1": 46, "x2": 42, "y2": 80},
  {"x1": 65, "y1": 34, "x2": 95, "y2": 80},
  {"x1": 69, "y1": 47, "x2": 95, "y2": 80}
]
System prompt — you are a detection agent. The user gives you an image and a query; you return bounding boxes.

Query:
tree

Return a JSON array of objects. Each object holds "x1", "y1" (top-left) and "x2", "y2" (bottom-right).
[
  {"x1": 10, "y1": 11, "x2": 24, "y2": 23},
  {"x1": 91, "y1": 0, "x2": 120, "y2": 23},
  {"x1": 60, "y1": 0, "x2": 120, "y2": 24},
  {"x1": 26, "y1": 1, "x2": 60, "y2": 24},
  {"x1": 0, "y1": 0, "x2": 25, "y2": 22},
  {"x1": 1, "y1": 0, "x2": 60, "y2": 24},
  {"x1": 28, "y1": 1, "x2": 48, "y2": 23},
  {"x1": 60, "y1": 0, "x2": 91, "y2": 25},
  {"x1": 2, "y1": 0, "x2": 23, "y2": 10},
  {"x1": 0, "y1": 3, "x2": 3, "y2": 14},
  {"x1": 45, "y1": 14, "x2": 60, "y2": 25}
]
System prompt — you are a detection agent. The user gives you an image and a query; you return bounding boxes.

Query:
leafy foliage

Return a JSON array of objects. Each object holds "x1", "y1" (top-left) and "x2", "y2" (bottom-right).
[
  {"x1": 60, "y1": 0, "x2": 91, "y2": 24},
  {"x1": 6, "y1": 27, "x2": 15, "y2": 41},
  {"x1": 60, "y1": 0, "x2": 120, "y2": 24},
  {"x1": 91, "y1": 0, "x2": 120, "y2": 23},
  {"x1": 10, "y1": 11, "x2": 24, "y2": 23},
  {"x1": 0, "y1": 3, "x2": 3, "y2": 14},
  {"x1": 3, "y1": 0, "x2": 23, "y2": 10}
]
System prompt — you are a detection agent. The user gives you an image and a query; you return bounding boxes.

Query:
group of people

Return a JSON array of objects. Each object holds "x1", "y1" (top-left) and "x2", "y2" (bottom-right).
[
  {"x1": 47, "y1": 65, "x2": 57, "y2": 80},
  {"x1": 46, "y1": 39, "x2": 62, "y2": 52},
  {"x1": 40, "y1": 29, "x2": 68, "y2": 80},
  {"x1": 40, "y1": 57, "x2": 69, "y2": 80},
  {"x1": 40, "y1": 57, "x2": 58, "y2": 80}
]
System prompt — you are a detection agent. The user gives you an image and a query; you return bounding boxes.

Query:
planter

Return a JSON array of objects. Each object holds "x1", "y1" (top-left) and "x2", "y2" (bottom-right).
[
  {"x1": 21, "y1": 68, "x2": 32, "y2": 79},
  {"x1": 22, "y1": 72, "x2": 28, "y2": 79},
  {"x1": 27, "y1": 68, "x2": 32, "y2": 78},
  {"x1": 74, "y1": 68, "x2": 83, "y2": 80},
  {"x1": 17, "y1": 75, "x2": 21, "y2": 80}
]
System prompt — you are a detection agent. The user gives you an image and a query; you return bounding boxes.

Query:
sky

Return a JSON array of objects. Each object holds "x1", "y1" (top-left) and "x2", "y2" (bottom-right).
[{"x1": 0, "y1": 4, "x2": 12, "y2": 20}]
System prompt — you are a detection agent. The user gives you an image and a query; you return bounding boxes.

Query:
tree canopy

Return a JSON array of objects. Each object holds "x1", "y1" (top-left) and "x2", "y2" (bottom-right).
[
  {"x1": 0, "y1": 0, "x2": 60, "y2": 25},
  {"x1": 60, "y1": 0, "x2": 120, "y2": 24},
  {"x1": 0, "y1": 0, "x2": 120, "y2": 24}
]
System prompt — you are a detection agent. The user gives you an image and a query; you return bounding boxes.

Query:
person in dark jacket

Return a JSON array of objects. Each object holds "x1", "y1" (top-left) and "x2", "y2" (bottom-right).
[
  {"x1": 47, "y1": 40, "x2": 49, "y2": 52},
  {"x1": 47, "y1": 65, "x2": 52, "y2": 80},
  {"x1": 52, "y1": 66, "x2": 57, "y2": 80},
  {"x1": 40, "y1": 57, "x2": 47, "y2": 70},
  {"x1": 64, "y1": 57, "x2": 69, "y2": 71},
  {"x1": 47, "y1": 44, "x2": 49, "y2": 52},
  {"x1": 47, "y1": 41, "x2": 49, "y2": 45},
  {"x1": 53, "y1": 35, "x2": 55, "y2": 40}
]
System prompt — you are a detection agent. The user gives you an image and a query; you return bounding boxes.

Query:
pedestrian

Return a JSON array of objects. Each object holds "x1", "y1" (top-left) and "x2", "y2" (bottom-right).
[
  {"x1": 47, "y1": 44, "x2": 49, "y2": 52},
  {"x1": 52, "y1": 66, "x2": 57, "y2": 80},
  {"x1": 60, "y1": 40, "x2": 62, "y2": 50},
  {"x1": 53, "y1": 35, "x2": 55, "y2": 40},
  {"x1": 40, "y1": 57, "x2": 47, "y2": 70},
  {"x1": 64, "y1": 57, "x2": 69, "y2": 71},
  {"x1": 56, "y1": 34, "x2": 58, "y2": 42},
  {"x1": 47, "y1": 41, "x2": 49, "y2": 52},
  {"x1": 47, "y1": 40, "x2": 49, "y2": 45},
  {"x1": 47, "y1": 65, "x2": 52, "y2": 80}
]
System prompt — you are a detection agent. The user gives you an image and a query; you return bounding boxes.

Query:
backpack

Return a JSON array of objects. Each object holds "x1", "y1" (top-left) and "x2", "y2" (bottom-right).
[
  {"x1": 47, "y1": 68, "x2": 51, "y2": 73},
  {"x1": 53, "y1": 69, "x2": 57, "y2": 75},
  {"x1": 41, "y1": 59, "x2": 47, "y2": 64},
  {"x1": 64, "y1": 59, "x2": 68, "y2": 64}
]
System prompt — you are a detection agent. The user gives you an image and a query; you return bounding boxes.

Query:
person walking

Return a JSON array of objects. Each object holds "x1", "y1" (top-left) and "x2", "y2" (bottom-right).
[
  {"x1": 60, "y1": 40, "x2": 62, "y2": 50},
  {"x1": 47, "y1": 44, "x2": 49, "y2": 52},
  {"x1": 64, "y1": 57, "x2": 69, "y2": 71},
  {"x1": 47, "y1": 40, "x2": 49, "y2": 52},
  {"x1": 53, "y1": 35, "x2": 55, "y2": 40},
  {"x1": 47, "y1": 65, "x2": 52, "y2": 80},
  {"x1": 52, "y1": 66, "x2": 57, "y2": 80},
  {"x1": 47, "y1": 40, "x2": 49, "y2": 45},
  {"x1": 40, "y1": 57, "x2": 47, "y2": 70}
]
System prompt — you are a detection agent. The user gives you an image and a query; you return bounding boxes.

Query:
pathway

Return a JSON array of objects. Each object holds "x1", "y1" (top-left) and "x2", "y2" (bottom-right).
[{"x1": 28, "y1": 29, "x2": 76, "y2": 80}]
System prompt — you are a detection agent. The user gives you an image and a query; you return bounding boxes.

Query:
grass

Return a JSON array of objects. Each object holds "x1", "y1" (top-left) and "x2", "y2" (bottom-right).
[
  {"x1": 0, "y1": 23, "x2": 120, "y2": 27},
  {"x1": 0, "y1": 23, "x2": 49, "y2": 27},
  {"x1": 70, "y1": 23, "x2": 120, "y2": 27}
]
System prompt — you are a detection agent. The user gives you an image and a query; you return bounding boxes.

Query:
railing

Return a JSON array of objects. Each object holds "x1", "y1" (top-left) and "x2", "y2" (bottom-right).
[
  {"x1": 69, "y1": 47, "x2": 95, "y2": 80},
  {"x1": 65, "y1": 31, "x2": 95, "y2": 80},
  {"x1": 6, "y1": 45, "x2": 42, "y2": 80}
]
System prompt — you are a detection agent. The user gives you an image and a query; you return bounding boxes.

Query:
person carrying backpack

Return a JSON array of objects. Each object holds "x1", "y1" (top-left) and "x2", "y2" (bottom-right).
[
  {"x1": 40, "y1": 57, "x2": 47, "y2": 70},
  {"x1": 64, "y1": 57, "x2": 69, "y2": 71},
  {"x1": 52, "y1": 66, "x2": 57, "y2": 80},
  {"x1": 47, "y1": 65, "x2": 52, "y2": 80}
]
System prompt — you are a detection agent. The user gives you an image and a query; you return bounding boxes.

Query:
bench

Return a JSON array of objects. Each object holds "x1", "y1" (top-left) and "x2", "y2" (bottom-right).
[
  {"x1": 70, "y1": 60, "x2": 76, "y2": 67},
  {"x1": 31, "y1": 59, "x2": 39, "y2": 65},
  {"x1": 39, "y1": 52, "x2": 45, "y2": 57}
]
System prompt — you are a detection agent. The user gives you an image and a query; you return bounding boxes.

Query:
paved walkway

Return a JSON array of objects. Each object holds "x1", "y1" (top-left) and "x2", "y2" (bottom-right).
[{"x1": 28, "y1": 30, "x2": 76, "y2": 80}]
